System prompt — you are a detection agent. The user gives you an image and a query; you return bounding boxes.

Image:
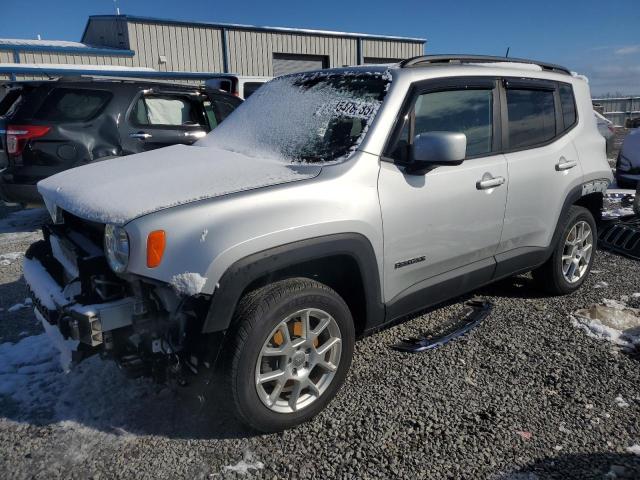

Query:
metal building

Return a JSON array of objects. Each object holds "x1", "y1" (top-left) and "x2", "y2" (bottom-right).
[
  {"x1": 592, "y1": 96, "x2": 640, "y2": 127},
  {"x1": 0, "y1": 15, "x2": 425, "y2": 82}
]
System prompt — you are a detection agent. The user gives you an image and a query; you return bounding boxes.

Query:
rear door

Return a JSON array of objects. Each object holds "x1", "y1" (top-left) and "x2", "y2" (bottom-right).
[
  {"x1": 121, "y1": 90, "x2": 210, "y2": 153},
  {"x1": 498, "y1": 79, "x2": 583, "y2": 255}
]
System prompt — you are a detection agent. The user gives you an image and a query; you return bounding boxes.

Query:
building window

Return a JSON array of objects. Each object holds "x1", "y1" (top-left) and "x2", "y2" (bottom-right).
[
  {"x1": 363, "y1": 57, "x2": 403, "y2": 65},
  {"x1": 272, "y1": 53, "x2": 328, "y2": 77}
]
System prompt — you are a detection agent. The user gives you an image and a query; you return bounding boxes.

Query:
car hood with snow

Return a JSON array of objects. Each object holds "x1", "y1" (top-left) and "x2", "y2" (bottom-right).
[{"x1": 37, "y1": 144, "x2": 321, "y2": 225}]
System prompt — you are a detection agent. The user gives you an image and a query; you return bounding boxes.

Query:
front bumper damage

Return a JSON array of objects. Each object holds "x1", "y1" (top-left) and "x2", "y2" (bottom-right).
[{"x1": 24, "y1": 222, "x2": 221, "y2": 381}]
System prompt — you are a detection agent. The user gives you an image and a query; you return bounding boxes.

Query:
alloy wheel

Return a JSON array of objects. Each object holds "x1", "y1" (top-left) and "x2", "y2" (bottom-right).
[
  {"x1": 561, "y1": 220, "x2": 593, "y2": 283},
  {"x1": 255, "y1": 308, "x2": 342, "y2": 414}
]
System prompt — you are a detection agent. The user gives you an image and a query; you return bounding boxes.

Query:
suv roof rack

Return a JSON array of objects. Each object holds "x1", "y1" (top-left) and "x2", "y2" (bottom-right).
[{"x1": 399, "y1": 55, "x2": 571, "y2": 75}]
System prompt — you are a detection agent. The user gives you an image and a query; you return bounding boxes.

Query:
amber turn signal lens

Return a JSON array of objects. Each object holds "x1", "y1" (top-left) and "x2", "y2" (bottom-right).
[{"x1": 147, "y1": 230, "x2": 166, "y2": 268}]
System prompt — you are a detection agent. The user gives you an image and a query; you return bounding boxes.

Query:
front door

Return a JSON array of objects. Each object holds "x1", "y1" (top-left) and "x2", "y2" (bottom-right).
[{"x1": 378, "y1": 79, "x2": 508, "y2": 303}]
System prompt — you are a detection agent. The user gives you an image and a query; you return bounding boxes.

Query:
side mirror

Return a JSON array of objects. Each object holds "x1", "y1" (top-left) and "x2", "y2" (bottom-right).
[{"x1": 405, "y1": 132, "x2": 467, "y2": 175}]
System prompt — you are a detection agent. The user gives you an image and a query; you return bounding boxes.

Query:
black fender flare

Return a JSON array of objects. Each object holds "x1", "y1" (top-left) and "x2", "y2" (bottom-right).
[{"x1": 201, "y1": 233, "x2": 385, "y2": 333}]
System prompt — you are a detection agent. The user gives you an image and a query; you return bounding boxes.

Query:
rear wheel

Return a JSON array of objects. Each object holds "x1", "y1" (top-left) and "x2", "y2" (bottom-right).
[
  {"x1": 224, "y1": 278, "x2": 354, "y2": 432},
  {"x1": 533, "y1": 206, "x2": 596, "y2": 295}
]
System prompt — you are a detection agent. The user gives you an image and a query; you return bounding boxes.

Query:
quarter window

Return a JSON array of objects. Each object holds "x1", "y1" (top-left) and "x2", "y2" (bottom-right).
[
  {"x1": 34, "y1": 88, "x2": 112, "y2": 122},
  {"x1": 559, "y1": 84, "x2": 577, "y2": 130},
  {"x1": 412, "y1": 89, "x2": 494, "y2": 157},
  {"x1": 506, "y1": 89, "x2": 556, "y2": 149}
]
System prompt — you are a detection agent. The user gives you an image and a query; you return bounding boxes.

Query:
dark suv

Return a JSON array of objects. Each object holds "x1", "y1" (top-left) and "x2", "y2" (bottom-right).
[{"x1": 0, "y1": 78, "x2": 242, "y2": 205}]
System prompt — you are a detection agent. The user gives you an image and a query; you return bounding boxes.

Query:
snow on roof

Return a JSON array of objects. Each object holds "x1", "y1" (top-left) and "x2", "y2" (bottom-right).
[
  {"x1": 0, "y1": 63, "x2": 155, "y2": 72},
  {"x1": 0, "y1": 38, "x2": 91, "y2": 48}
]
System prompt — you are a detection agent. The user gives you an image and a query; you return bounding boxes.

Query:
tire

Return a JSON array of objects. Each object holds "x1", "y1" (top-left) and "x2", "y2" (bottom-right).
[
  {"x1": 223, "y1": 277, "x2": 355, "y2": 432},
  {"x1": 532, "y1": 206, "x2": 597, "y2": 295}
]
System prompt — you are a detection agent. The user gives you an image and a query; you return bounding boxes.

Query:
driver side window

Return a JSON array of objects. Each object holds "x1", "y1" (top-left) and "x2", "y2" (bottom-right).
[{"x1": 392, "y1": 88, "x2": 494, "y2": 161}]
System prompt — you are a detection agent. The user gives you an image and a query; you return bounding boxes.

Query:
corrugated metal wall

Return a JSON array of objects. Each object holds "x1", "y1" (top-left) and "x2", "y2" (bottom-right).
[
  {"x1": 593, "y1": 97, "x2": 640, "y2": 126},
  {"x1": 124, "y1": 20, "x2": 424, "y2": 75},
  {"x1": 126, "y1": 21, "x2": 225, "y2": 72},
  {"x1": 17, "y1": 51, "x2": 134, "y2": 67},
  {"x1": 362, "y1": 39, "x2": 422, "y2": 61},
  {"x1": 0, "y1": 51, "x2": 14, "y2": 63},
  {"x1": 227, "y1": 30, "x2": 359, "y2": 75},
  {"x1": 2, "y1": 18, "x2": 425, "y2": 79}
]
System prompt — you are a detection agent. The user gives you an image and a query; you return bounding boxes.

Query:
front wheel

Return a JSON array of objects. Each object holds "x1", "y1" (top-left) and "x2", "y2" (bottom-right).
[
  {"x1": 224, "y1": 278, "x2": 355, "y2": 432},
  {"x1": 533, "y1": 206, "x2": 597, "y2": 295}
]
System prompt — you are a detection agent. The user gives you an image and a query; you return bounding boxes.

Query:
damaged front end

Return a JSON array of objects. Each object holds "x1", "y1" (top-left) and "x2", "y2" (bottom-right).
[{"x1": 24, "y1": 212, "x2": 222, "y2": 383}]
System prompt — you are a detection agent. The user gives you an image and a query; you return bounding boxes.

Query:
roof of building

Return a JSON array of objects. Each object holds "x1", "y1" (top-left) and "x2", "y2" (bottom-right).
[
  {"x1": 85, "y1": 15, "x2": 427, "y2": 43},
  {"x1": 0, "y1": 63, "x2": 221, "y2": 80},
  {"x1": 0, "y1": 38, "x2": 134, "y2": 56}
]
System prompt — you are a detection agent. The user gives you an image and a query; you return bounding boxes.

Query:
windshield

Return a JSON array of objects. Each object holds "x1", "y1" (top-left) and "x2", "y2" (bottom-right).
[{"x1": 199, "y1": 70, "x2": 390, "y2": 163}]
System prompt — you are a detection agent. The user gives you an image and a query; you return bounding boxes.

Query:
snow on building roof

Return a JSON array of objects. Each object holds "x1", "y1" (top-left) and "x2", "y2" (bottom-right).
[
  {"x1": 0, "y1": 38, "x2": 90, "y2": 48},
  {"x1": 0, "y1": 38, "x2": 134, "y2": 56},
  {"x1": 0, "y1": 63, "x2": 155, "y2": 72}
]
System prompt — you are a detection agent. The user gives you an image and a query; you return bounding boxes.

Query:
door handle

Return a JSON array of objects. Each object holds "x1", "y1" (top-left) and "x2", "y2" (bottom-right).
[
  {"x1": 476, "y1": 175, "x2": 506, "y2": 190},
  {"x1": 129, "y1": 132, "x2": 152, "y2": 139},
  {"x1": 556, "y1": 158, "x2": 577, "y2": 171},
  {"x1": 184, "y1": 131, "x2": 206, "y2": 138}
]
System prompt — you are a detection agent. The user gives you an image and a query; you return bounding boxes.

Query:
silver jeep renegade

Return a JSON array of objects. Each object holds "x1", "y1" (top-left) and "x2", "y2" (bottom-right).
[{"x1": 25, "y1": 55, "x2": 613, "y2": 432}]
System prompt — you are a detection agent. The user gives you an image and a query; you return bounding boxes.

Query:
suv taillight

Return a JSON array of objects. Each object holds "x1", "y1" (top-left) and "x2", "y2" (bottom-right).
[{"x1": 6, "y1": 125, "x2": 51, "y2": 157}]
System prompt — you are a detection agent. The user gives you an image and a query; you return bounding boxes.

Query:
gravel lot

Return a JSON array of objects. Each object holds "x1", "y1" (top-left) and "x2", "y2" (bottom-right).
[{"x1": 1, "y1": 202, "x2": 639, "y2": 480}]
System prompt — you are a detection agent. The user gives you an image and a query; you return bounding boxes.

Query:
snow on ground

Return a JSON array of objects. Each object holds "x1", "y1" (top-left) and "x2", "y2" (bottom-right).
[
  {"x1": 7, "y1": 298, "x2": 31, "y2": 312},
  {"x1": 223, "y1": 451, "x2": 265, "y2": 475},
  {"x1": 0, "y1": 252, "x2": 23, "y2": 266},
  {"x1": 616, "y1": 396, "x2": 630, "y2": 408},
  {"x1": 602, "y1": 190, "x2": 636, "y2": 219},
  {"x1": 571, "y1": 298, "x2": 640, "y2": 351},
  {"x1": 0, "y1": 317, "x2": 185, "y2": 431}
]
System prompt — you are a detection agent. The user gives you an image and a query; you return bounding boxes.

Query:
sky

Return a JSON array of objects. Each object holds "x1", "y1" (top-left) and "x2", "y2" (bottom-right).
[{"x1": 1, "y1": 0, "x2": 639, "y2": 95}]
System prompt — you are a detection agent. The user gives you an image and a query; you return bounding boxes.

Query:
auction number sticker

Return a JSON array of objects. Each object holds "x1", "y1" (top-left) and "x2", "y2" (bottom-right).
[{"x1": 316, "y1": 99, "x2": 379, "y2": 119}]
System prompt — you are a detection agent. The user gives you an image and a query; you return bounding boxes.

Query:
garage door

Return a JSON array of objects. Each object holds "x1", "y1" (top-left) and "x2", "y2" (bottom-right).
[
  {"x1": 272, "y1": 54, "x2": 328, "y2": 76},
  {"x1": 363, "y1": 57, "x2": 403, "y2": 65}
]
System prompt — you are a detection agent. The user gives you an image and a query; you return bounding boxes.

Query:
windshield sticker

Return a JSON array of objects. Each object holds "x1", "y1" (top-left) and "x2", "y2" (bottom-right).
[{"x1": 315, "y1": 99, "x2": 380, "y2": 119}]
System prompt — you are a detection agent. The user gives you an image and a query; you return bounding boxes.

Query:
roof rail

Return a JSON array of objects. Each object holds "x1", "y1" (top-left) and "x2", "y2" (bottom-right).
[{"x1": 399, "y1": 55, "x2": 571, "y2": 75}]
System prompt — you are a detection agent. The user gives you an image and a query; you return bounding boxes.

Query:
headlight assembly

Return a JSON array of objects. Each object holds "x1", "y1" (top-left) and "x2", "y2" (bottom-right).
[{"x1": 104, "y1": 224, "x2": 130, "y2": 273}]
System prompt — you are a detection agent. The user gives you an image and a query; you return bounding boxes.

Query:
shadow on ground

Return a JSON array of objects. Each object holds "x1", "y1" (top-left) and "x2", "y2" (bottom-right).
[{"x1": 501, "y1": 452, "x2": 640, "y2": 479}]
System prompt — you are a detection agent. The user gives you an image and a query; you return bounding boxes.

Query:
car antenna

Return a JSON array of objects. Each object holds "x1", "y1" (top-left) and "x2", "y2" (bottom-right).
[{"x1": 505, "y1": 47, "x2": 510, "y2": 58}]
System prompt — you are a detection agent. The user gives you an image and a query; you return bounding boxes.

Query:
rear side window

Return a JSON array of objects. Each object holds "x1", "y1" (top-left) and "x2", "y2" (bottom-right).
[
  {"x1": 132, "y1": 95, "x2": 206, "y2": 127},
  {"x1": 35, "y1": 88, "x2": 112, "y2": 122},
  {"x1": 559, "y1": 84, "x2": 577, "y2": 130},
  {"x1": 0, "y1": 88, "x2": 24, "y2": 117},
  {"x1": 506, "y1": 89, "x2": 556, "y2": 149}
]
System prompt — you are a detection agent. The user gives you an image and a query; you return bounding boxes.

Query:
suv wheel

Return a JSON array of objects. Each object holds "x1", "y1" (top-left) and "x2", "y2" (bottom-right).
[
  {"x1": 533, "y1": 206, "x2": 596, "y2": 295},
  {"x1": 224, "y1": 278, "x2": 354, "y2": 432}
]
